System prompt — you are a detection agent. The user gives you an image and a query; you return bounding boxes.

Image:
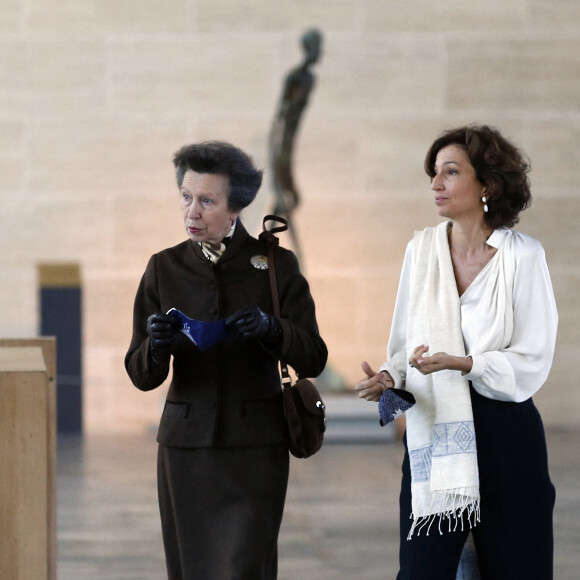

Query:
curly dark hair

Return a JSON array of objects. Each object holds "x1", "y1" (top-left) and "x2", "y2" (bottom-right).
[
  {"x1": 424, "y1": 124, "x2": 532, "y2": 229},
  {"x1": 173, "y1": 141, "x2": 263, "y2": 212}
]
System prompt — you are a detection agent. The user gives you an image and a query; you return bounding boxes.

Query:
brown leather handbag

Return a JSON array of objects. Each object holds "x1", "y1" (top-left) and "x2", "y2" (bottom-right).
[{"x1": 259, "y1": 215, "x2": 326, "y2": 458}]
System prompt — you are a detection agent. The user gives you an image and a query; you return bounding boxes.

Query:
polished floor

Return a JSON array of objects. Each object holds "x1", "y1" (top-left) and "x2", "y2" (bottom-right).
[{"x1": 57, "y1": 424, "x2": 580, "y2": 579}]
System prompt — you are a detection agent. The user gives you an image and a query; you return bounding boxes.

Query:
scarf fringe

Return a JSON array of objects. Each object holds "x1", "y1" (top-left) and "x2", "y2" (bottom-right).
[{"x1": 407, "y1": 490, "x2": 480, "y2": 540}]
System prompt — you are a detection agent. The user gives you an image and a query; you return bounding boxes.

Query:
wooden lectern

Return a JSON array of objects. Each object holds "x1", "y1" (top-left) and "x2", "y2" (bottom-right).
[{"x1": 0, "y1": 339, "x2": 56, "y2": 580}]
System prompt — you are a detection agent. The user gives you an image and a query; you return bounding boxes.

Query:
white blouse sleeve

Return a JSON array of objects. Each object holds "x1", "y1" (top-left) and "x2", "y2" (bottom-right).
[
  {"x1": 464, "y1": 237, "x2": 558, "y2": 402},
  {"x1": 379, "y1": 241, "x2": 413, "y2": 389}
]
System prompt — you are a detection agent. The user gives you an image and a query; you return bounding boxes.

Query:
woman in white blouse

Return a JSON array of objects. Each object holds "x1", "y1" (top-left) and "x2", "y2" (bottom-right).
[{"x1": 355, "y1": 124, "x2": 557, "y2": 580}]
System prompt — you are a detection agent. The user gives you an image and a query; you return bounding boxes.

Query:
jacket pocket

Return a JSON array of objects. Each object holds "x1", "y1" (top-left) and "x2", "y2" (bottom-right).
[{"x1": 162, "y1": 400, "x2": 189, "y2": 420}]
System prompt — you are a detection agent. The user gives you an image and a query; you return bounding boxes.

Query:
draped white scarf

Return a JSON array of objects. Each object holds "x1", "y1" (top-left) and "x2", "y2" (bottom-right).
[{"x1": 405, "y1": 221, "x2": 480, "y2": 538}]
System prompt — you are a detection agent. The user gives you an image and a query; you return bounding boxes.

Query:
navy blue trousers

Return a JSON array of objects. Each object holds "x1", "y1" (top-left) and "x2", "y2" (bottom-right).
[{"x1": 397, "y1": 386, "x2": 555, "y2": 580}]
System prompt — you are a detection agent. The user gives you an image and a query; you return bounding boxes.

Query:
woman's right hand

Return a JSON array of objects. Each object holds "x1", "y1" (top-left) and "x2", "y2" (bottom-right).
[
  {"x1": 147, "y1": 314, "x2": 180, "y2": 364},
  {"x1": 354, "y1": 361, "x2": 394, "y2": 402}
]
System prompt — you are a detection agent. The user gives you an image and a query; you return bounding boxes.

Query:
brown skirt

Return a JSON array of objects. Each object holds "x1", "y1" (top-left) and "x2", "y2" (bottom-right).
[{"x1": 157, "y1": 443, "x2": 289, "y2": 580}]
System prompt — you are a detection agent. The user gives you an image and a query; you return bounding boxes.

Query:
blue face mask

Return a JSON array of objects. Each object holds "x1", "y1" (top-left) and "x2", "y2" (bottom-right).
[{"x1": 166, "y1": 308, "x2": 236, "y2": 351}]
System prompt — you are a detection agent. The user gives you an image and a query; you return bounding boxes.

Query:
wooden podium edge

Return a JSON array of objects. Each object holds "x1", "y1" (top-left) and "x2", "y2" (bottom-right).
[{"x1": 0, "y1": 339, "x2": 57, "y2": 580}]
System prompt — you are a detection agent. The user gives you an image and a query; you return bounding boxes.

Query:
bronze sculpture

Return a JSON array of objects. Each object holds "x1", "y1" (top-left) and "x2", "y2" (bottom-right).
[
  {"x1": 268, "y1": 29, "x2": 345, "y2": 391},
  {"x1": 269, "y1": 28, "x2": 323, "y2": 263}
]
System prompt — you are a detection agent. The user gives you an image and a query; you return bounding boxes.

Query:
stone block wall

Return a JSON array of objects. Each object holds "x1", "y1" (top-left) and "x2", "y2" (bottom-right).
[{"x1": 1, "y1": 0, "x2": 579, "y2": 432}]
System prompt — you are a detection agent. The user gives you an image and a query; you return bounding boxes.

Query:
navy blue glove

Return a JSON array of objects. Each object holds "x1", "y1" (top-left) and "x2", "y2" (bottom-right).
[
  {"x1": 226, "y1": 308, "x2": 282, "y2": 345},
  {"x1": 147, "y1": 313, "x2": 180, "y2": 365}
]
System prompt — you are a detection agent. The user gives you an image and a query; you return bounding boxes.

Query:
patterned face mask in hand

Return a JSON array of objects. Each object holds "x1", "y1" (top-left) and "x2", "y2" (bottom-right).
[{"x1": 378, "y1": 388, "x2": 416, "y2": 426}]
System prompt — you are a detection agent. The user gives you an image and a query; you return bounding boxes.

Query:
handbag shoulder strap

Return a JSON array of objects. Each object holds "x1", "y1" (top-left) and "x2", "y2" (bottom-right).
[{"x1": 258, "y1": 215, "x2": 292, "y2": 387}]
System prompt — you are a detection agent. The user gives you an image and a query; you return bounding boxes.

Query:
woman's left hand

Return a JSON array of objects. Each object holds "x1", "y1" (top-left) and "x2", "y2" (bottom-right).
[
  {"x1": 225, "y1": 308, "x2": 282, "y2": 344},
  {"x1": 408, "y1": 345, "x2": 472, "y2": 375}
]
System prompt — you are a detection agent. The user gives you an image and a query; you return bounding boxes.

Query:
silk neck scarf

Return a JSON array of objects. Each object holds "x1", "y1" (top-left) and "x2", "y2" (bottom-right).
[{"x1": 198, "y1": 222, "x2": 236, "y2": 264}]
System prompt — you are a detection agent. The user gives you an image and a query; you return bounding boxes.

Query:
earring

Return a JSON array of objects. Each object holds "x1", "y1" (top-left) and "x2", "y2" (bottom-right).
[{"x1": 481, "y1": 195, "x2": 488, "y2": 213}]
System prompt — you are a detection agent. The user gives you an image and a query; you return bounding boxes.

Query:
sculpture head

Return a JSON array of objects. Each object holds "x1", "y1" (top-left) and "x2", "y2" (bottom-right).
[{"x1": 301, "y1": 28, "x2": 322, "y2": 65}]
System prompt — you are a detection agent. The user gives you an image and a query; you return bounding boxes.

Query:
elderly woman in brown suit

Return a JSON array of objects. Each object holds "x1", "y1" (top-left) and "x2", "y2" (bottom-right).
[{"x1": 125, "y1": 141, "x2": 327, "y2": 580}]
